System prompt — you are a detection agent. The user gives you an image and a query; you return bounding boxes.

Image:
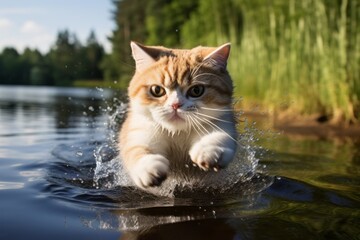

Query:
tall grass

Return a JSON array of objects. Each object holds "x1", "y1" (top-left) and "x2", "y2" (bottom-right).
[
  {"x1": 182, "y1": 0, "x2": 360, "y2": 122},
  {"x1": 231, "y1": 0, "x2": 360, "y2": 122}
]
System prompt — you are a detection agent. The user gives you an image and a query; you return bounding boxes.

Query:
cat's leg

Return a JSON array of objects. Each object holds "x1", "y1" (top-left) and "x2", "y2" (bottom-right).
[
  {"x1": 189, "y1": 130, "x2": 237, "y2": 171},
  {"x1": 119, "y1": 119, "x2": 169, "y2": 189}
]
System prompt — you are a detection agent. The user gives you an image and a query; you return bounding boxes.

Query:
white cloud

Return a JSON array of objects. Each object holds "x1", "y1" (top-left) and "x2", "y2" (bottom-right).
[
  {"x1": 0, "y1": 18, "x2": 12, "y2": 29},
  {"x1": 21, "y1": 20, "x2": 43, "y2": 34},
  {"x1": 0, "y1": 33, "x2": 54, "y2": 53},
  {"x1": 0, "y1": 19, "x2": 54, "y2": 53}
]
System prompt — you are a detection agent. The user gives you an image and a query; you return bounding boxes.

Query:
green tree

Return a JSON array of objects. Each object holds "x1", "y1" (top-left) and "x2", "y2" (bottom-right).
[
  {"x1": 81, "y1": 30, "x2": 105, "y2": 80},
  {"x1": 146, "y1": 0, "x2": 198, "y2": 47},
  {"x1": 21, "y1": 48, "x2": 52, "y2": 85},
  {"x1": 102, "y1": 0, "x2": 149, "y2": 83},
  {"x1": 0, "y1": 48, "x2": 24, "y2": 85},
  {"x1": 48, "y1": 30, "x2": 83, "y2": 85}
]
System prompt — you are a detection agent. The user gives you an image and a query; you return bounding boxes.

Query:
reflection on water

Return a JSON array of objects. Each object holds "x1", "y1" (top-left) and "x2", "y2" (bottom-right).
[
  {"x1": 0, "y1": 181, "x2": 24, "y2": 190},
  {"x1": 0, "y1": 86, "x2": 359, "y2": 240}
]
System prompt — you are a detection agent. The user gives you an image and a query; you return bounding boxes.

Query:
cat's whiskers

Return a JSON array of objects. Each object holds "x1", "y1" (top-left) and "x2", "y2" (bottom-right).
[
  {"x1": 192, "y1": 114, "x2": 239, "y2": 144},
  {"x1": 185, "y1": 114, "x2": 203, "y2": 138},
  {"x1": 191, "y1": 117, "x2": 207, "y2": 137},
  {"x1": 190, "y1": 113, "x2": 210, "y2": 136},
  {"x1": 155, "y1": 109, "x2": 191, "y2": 136},
  {"x1": 186, "y1": 116, "x2": 192, "y2": 134},
  {"x1": 198, "y1": 106, "x2": 233, "y2": 112},
  {"x1": 194, "y1": 112, "x2": 233, "y2": 124}
]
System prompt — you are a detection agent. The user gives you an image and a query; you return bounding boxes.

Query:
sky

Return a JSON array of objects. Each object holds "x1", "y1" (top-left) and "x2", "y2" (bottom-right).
[{"x1": 0, "y1": 0, "x2": 114, "y2": 53}]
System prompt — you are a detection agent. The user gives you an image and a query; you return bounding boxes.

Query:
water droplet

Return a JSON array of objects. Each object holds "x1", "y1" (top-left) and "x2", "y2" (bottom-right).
[
  {"x1": 76, "y1": 151, "x2": 83, "y2": 157},
  {"x1": 185, "y1": 164, "x2": 189, "y2": 168},
  {"x1": 68, "y1": 97, "x2": 72, "y2": 100},
  {"x1": 88, "y1": 106, "x2": 94, "y2": 111}
]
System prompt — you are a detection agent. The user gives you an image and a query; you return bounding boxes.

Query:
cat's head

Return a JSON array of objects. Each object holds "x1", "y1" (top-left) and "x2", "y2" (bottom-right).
[{"x1": 128, "y1": 42, "x2": 234, "y2": 133}]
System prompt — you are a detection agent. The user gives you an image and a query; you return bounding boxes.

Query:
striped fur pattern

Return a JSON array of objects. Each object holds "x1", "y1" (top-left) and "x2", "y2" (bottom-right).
[{"x1": 119, "y1": 42, "x2": 238, "y2": 189}]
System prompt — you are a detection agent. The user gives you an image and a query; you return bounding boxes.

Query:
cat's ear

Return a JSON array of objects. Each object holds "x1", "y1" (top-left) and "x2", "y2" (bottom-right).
[
  {"x1": 203, "y1": 43, "x2": 231, "y2": 69},
  {"x1": 130, "y1": 41, "x2": 162, "y2": 71}
]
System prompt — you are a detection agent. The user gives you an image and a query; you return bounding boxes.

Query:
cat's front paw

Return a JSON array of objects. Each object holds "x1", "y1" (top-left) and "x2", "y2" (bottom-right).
[
  {"x1": 130, "y1": 154, "x2": 170, "y2": 189},
  {"x1": 189, "y1": 145, "x2": 235, "y2": 171}
]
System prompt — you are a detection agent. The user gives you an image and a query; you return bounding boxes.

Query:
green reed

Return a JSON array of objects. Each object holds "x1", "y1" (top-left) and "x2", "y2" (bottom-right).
[
  {"x1": 232, "y1": 0, "x2": 359, "y2": 121},
  {"x1": 182, "y1": 0, "x2": 359, "y2": 121}
]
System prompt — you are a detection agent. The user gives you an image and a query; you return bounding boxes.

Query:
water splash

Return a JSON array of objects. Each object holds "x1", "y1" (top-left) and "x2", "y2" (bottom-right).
[
  {"x1": 93, "y1": 144, "x2": 131, "y2": 189},
  {"x1": 93, "y1": 101, "x2": 130, "y2": 189},
  {"x1": 92, "y1": 98, "x2": 268, "y2": 198}
]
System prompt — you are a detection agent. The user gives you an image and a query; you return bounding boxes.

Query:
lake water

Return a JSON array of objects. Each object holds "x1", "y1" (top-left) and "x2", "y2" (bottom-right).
[{"x1": 0, "y1": 86, "x2": 359, "y2": 239}]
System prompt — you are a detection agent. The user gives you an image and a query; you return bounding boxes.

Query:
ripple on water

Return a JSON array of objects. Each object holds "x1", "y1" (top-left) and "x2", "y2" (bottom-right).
[{"x1": 49, "y1": 137, "x2": 273, "y2": 202}]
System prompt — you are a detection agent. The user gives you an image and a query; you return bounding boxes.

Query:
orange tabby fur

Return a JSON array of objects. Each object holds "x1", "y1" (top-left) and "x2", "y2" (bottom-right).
[{"x1": 119, "y1": 42, "x2": 237, "y2": 189}]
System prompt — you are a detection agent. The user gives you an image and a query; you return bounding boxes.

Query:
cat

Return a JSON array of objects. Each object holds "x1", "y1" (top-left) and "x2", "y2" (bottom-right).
[{"x1": 119, "y1": 41, "x2": 238, "y2": 189}]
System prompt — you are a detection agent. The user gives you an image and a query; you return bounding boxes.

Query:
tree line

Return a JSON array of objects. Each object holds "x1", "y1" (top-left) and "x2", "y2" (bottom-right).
[
  {"x1": 103, "y1": 0, "x2": 359, "y2": 122},
  {"x1": 0, "y1": 30, "x2": 104, "y2": 86}
]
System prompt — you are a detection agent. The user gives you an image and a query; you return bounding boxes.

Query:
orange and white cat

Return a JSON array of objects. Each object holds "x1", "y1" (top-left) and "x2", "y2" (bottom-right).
[{"x1": 119, "y1": 42, "x2": 237, "y2": 189}]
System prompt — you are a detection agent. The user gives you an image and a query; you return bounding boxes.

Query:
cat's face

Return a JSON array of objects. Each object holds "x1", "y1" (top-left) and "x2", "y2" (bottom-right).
[{"x1": 128, "y1": 42, "x2": 233, "y2": 133}]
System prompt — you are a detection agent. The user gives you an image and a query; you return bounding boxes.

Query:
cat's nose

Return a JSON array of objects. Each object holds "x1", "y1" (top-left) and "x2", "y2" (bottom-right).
[{"x1": 171, "y1": 102, "x2": 182, "y2": 110}]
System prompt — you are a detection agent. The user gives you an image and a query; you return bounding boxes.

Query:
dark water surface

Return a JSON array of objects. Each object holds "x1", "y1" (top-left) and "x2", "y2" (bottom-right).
[{"x1": 0, "y1": 86, "x2": 359, "y2": 240}]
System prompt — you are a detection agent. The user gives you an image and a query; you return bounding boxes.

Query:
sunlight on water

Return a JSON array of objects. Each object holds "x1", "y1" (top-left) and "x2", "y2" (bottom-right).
[{"x1": 0, "y1": 181, "x2": 25, "y2": 190}]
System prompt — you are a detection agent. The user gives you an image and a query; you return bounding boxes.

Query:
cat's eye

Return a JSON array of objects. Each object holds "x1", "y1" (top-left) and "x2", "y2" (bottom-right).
[
  {"x1": 187, "y1": 85, "x2": 205, "y2": 98},
  {"x1": 150, "y1": 85, "x2": 166, "y2": 97}
]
